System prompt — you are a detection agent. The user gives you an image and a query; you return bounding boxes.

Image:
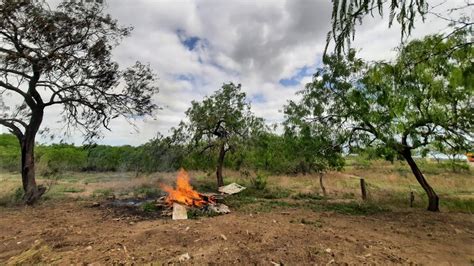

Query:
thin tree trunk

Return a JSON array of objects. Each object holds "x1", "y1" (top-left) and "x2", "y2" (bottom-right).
[
  {"x1": 319, "y1": 172, "x2": 327, "y2": 196},
  {"x1": 410, "y1": 191, "x2": 415, "y2": 207},
  {"x1": 216, "y1": 142, "x2": 226, "y2": 188},
  {"x1": 402, "y1": 149, "x2": 439, "y2": 212}
]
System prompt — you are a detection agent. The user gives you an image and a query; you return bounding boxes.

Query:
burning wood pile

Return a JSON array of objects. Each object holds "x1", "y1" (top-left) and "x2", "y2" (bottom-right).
[{"x1": 158, "y1": 169, "x2": 236, "y2": 220}]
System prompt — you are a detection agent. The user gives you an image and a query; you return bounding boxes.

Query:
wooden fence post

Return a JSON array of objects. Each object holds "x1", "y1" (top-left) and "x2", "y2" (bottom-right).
[
  {"x1": 410, "y1": 191, "x2": 415, "y2": 207},
  {"x1": 360, "y1": 178, "x2": 367, "y2": 201},
  {"x1": 319, "y1": 173, "x2": 327, "y2": 196}
]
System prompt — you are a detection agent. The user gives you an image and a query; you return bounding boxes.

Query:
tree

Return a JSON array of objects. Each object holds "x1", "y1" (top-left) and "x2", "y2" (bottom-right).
[
  {"x1": 0, "y1": 1, "x2": 159, "y2": 204},
  {"x1": 284, "y1": 112, "x2": 345, "y2": 196},
  {"x1": 179, "y1": 83, "x2": 264, "y2": 187},
  {"x1": 327, "y1": 0, "x2": 473, "y2": 55},
  {"x1": 243, "y1": 131, "x2": 290, "y2": 174},
  {"x1": 140, "y1": 132, "x2": 186, "y2": 173},
  {"x1": 287, "y1": 32, "x2": 473, "y2": 211}
]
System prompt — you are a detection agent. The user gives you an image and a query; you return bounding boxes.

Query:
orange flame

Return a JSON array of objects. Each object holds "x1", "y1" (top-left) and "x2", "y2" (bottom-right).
[{"x1": 161, "y1": 169, "x2": 209, "y2": 207}]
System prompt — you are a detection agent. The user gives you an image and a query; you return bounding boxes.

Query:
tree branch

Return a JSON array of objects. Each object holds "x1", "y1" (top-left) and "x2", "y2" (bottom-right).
[
  {"x1": 199, "y1": 143, "x2": 215, "y2": 154},
  {"x1": 0, "y1": 80, "x2": 36, "y2": 107},
  {"x1": 0, "y1": 118, "x2": 24, "y2": 139},
  {"x1": 0, "y1": 68, "x2": 33, "y2": 79}
]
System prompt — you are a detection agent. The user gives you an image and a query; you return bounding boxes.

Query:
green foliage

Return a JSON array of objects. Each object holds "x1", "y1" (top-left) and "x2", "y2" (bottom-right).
[
  {"x1": 301, "y1": 33, "x2": 473, "y2": 160},
  {"x1": 416, "y1": 159, "x2": 471, "y2": 175},
  {"x1": 139, "y1": 133, "x2": 186, "y2": 172},
  {"x1": 177, "y1": 82, "x2": 265, "y2": 185},
  {"x1": 328, "y1": 0, "x2": 428, "y2": 55},
  {"x1": 133, "y1": 185, "x2": 161, "y2": 198},
  {"x1": 0, "y1": 0, "x2": 159, "y2": 142},
  {"x1": 61, "y1": 187, "x2": 85, "y2": 193},
  {"x1": 13, "y1": 187, "x2": 24, "y2": 201},
  {"x1": 223, "y1": 184, "x2": 387, "y2": 215},
  {"x1": 141, "y1": 202, "x2": 158, "y2": 213},
  {"x1": 0, "y1": 133, "x2": 187, "y2": 175},
  {"x1": 250, "y1": 172, "x2": 267, "y2": 190},
  {"x1": 222, "y1": 186, "x2": 292, "y2": 209},
  {"x1": 0, "y1": 187, "x2": 24, "y2": 206},
  {"x1": 181, "y1": 83, "x2": 264, "y2": 152},
  {"x1": 242, "y1": 132, "x2": 293, "y2": 173},
  {"x1": 1, "y1": 128, "x2": 469, "y2": 178},
  {"x1": 440, "y1": 198, "x2": 474, "y2": 213},
  {"x1": 0, "y1": 134, "x2": 20, "y2": 171},
  {"x1": 291, "y1": 192, "x2": 325, "y2": 200},
  {"x1": 286, "y1": 33, "x2": 472, "y2": 211},
  {"x1": 36, "y1": 144, "x2": 87, "y2": 175},
  {"x1": 85, "y1": 145, "x2": 138, "y2": 172}
]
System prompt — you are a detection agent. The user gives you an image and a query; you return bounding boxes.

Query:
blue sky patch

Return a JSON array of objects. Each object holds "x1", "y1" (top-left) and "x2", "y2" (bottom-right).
[
  {"x1": 279, "y1": 65, "x2": 313, "y2": 87},
  {"x1": 183, "y1": 36, "x2": 200, "y2": 51},
  {"x1": 251, "y1": 93, "x2": 266, "y2": 103},
  {"x1": 176, "y1": 74, "x2": 195, "y2": 82},
  {"x1": 176, "y1": 29, "x2": 202, "y2": 51}
]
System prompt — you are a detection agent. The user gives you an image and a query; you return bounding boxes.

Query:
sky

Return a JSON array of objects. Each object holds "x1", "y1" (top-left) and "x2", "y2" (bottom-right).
[{"x1": 0, "y1": 0, "x2": 469, "y2": 146}]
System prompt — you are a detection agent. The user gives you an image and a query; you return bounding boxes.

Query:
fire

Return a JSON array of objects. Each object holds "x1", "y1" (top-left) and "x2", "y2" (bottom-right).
[{"x1": 161, "y1": 169, "x2": 214, "y2": 207}]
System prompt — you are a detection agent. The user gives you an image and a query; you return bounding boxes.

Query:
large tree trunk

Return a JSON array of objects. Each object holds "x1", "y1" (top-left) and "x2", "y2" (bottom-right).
[
  {"x1": 401, "y1": 149, "x2": 439, "y2": 212},
  {"x1": 216, "y1": 142, "x2": 226, "y2": 188},
  {"x1": 20, "y1": 111, "x2": 46, "y2": 205},
  {"x1": 319, "y1": 172, "x2": 327, "y2": 196}
]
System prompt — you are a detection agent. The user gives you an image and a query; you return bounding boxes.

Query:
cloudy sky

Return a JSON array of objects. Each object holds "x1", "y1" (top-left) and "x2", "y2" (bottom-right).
[{"x1": 0, "y1": 0, "x2": 469, "y2": 145}]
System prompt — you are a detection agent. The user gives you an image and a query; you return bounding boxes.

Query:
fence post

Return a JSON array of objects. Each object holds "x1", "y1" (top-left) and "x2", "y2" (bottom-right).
[
  {"x1": 360, "y1": 178, "x2": 367, "y2": 201},
  {"x1": 410, "y1": 191, "x2": 415, "y2": 207}
]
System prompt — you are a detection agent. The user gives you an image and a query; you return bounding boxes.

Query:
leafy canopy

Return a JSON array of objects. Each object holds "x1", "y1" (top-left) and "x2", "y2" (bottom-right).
[
  {"x1": 0, "y1": 0, "x2": 158, "y2": 141},
  {"x1": 327, "y1": 0, "x2": 473, "y2": 55},
  {"x1": 287, "y1": 31, "x2": 473, "y2": 159},
  {"x1": 328, "y1": 0, "x2": 427, "y2": 54},
  {"x1": 180, "y1": 83, "x2": 264, "y2": 155}
]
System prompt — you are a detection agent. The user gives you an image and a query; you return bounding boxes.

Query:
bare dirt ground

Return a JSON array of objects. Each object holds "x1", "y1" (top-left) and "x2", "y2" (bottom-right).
[{"x1": 1, "y1": 199, "x2": 473, "y2": 265}]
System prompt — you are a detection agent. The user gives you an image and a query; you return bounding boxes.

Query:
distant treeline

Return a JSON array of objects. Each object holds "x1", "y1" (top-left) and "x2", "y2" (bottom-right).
[
  {"x1": 0, "y1": 133, "x2": 344, "y2": 176},
  {"x1": 1, "y1": 133, "x2": 469, "y2": 176}
]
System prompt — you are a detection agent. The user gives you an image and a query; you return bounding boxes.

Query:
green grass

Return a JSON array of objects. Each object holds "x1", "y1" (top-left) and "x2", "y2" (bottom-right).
[
  {"x1": 141, "y1": 201, "x2": 159, "y2": 212},
  {"x1": 222, "y1": 182, "x2": 389, "y2": 215},
  {"x1": 193, "y1": 177, "x2": 217, "y2": 192},
  {"x1": 133, "y1": 185, "x2": 162, "y2": 198},
  {"x1": 318, "y1": 202, "x2": 389, "y2": 215},
  {"x1": 226, "y1": 194, "x2": 388, "y2": 215},
  {"x1": 0, "y1": 187, "x2": 24, "y2": 206},
  {"x1": 0, "y1": 184, "x2": 85, "y2": 206},
  {"x1": 1, "y1": 162, "x2": 472, "y2": 214},
  {"x1": 291, "y1": 192, "x2": 325, "y2": 200},
  {"x1": 232, "y1": 200, "x2": 301, "y2": 213},
  {"x1": 61, "y1": 187, "x2": 85, "y2": 193},
  {"x1": 92, "y1": 188, "x2": 114, "y2": 198},
  {"x1": 440, "y1": 197, "x2": 474, "y2": 213},
  {"x1": 222, "y1": 187, "x2": 292, "y2": 207},
  {"x1": 290, "y1": 218, "x2": 323, "y2": 228}
]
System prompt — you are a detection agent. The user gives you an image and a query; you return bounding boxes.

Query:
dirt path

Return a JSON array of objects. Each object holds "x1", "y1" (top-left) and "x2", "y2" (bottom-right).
[{"x1": 0, "y1": 200, "x2": 473, "y2": 265}]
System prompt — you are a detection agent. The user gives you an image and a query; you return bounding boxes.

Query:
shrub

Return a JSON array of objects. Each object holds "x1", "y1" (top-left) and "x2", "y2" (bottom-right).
[
  {"x1": 142, "y1": 202, "x2": 158, "y2": 212},
  {"x1": 133, "y1": 185, "x2": 162, "y2": 198},
  {"x1": 250, "y1": 172, "x2": 267, "y2": 190}
]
